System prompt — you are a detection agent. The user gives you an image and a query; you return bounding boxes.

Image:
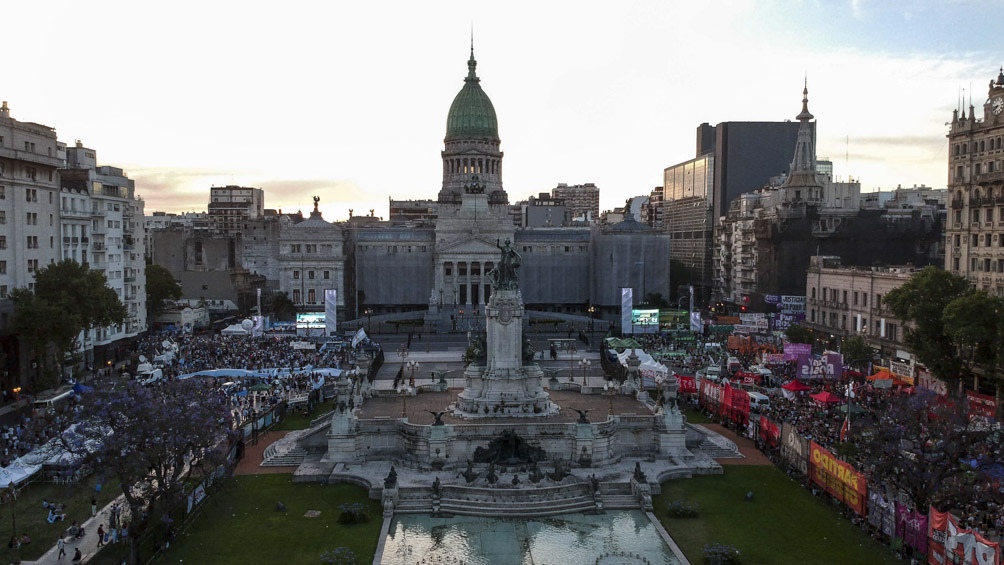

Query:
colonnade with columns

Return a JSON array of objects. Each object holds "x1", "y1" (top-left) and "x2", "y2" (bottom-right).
[{"x1": 434, "y1": 258, "x2": 497, "y2": 309}]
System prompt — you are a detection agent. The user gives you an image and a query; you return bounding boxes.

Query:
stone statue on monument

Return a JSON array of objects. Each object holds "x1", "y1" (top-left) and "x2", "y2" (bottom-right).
[{"x1": 487, "y1": 238, "x2": 521, "y2": 290}]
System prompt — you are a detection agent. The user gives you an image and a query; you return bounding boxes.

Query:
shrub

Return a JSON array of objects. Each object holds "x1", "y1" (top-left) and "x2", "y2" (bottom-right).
[
  {"x1": 321, "y1": 546, "x2": 358, "y2": 565},
  {"x1": 337, "y1": 502, "x2": 368, "y2": 525},
  {"x1": 703, "y1": 542, "x2": 741, "y2": 565},
  {"x1": 666, "y1": 499, "x2": 700, "y2": 518}
]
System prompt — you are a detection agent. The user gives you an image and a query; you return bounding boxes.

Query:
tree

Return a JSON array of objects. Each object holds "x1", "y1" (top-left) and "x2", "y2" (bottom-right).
[
  {"x1": 60, "y1": 377, "x2": 232, "y2": 565},
  {"x1": 884, "y1": 267, "x2": 972, "y2": 388},
  {"x1": 12, "y1": 260, "x2": 127, "y2": 390},
  {"x1": 145, "y1": 264, "x2": 182, "y2": 321},
  {"x1": 856, "y1": 389, "x2": 1002, "y2": 510},
  {"x1": 840, "y1": 335, "x2": 875, "y2": 371},
  {"x1": 269, "y1": 291, "x2": 297, "y2": 321},
  {"x1": 784, "y1": 324, "x2": 813, "y2": 345},
  {"x1": 942, "y1": 291, "x2": 1004, "y2": 376}
]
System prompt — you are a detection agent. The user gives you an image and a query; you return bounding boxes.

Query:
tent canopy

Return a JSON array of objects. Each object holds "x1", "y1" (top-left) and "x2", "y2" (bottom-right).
[
  {"x1": 782, "y1": 380, "x2": 811, "y2": 392},
  {"x1": 810, "y1": 391, "x2": 843, "y2": 405},
  {"x1": 220, "y1": 324, "x2": 248, "y2": 336}
]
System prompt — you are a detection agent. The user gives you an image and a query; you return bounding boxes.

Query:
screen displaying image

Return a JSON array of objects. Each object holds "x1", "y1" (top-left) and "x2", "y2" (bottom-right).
[{"x1": 296, "y1": 312, "x2": 325, "y2": 329}]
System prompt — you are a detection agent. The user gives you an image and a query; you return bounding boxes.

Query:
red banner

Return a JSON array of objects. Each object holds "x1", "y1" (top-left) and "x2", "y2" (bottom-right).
[
  {"x1": 967, "y1": 390, "x2": 998, "y2": 421},
  {"x1": 721, "y1": 383, "x2": 733, "y2": 418},
  {"x1": 809, "y1": 441, "x2": 867, "y2": 515},
  {"x1": 928, "y1": 506, "x2": 1000, "y2": 565},
  {"x1": 758, "y1": 417, "x2": 780, "y2": 448},
  {"x1": 676, "y1": 374, "x2": 697, "y2": 395},
  {"x1": 735, "y1": 371, "x2": 762, "y2": 386},
  {"x1": 700, "y1": 380, "x2": 722, "y2": 413},
  {"x1": 730, "y1": 388, "x2": 750, "y2": 427}
]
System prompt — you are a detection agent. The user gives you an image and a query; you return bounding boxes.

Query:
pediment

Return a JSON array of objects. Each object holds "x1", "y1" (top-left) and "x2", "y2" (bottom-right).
[{"x1": 438, "y1": 236, "x2": 504, "y2": 256}]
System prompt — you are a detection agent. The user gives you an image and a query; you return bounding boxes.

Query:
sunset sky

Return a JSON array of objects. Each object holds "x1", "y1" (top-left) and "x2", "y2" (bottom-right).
[{"x1": 4, "y1": 1, "x2": 1002, "y2": 221}]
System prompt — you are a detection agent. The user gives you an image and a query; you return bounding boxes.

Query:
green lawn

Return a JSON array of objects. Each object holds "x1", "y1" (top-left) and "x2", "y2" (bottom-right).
[
  {"x1": 0, "y1": 473, "x2": 119, "y2": 563},
  {"x1": 137, "y1": 474, "x2": 381, "y2": 565},
  {"x1": 654, "y1": 466, "x2": 901, "y2": 565},
  {"x1": 271, "y1": 407, "x2": 319, "y2": 431},
  {"x1": 682, "y1": 406, "x2": 713, "y2": 424}
]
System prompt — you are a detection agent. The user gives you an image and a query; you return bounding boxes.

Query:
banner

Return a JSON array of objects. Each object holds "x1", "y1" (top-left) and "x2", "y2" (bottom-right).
[
  {"x1": 700, "y1": 380, "x2": 723, "y2": 413},
  {"x1": 868, "y1": 491, "x2": 897, "y2": 538},
  {"x1": 809, "y1": 441, "x2": 867, "y2": 515},
  {"x1": 798, "y1": 352, "x2": 844, "y2": 380},
  {"x1": 676, "y1": 374, "x2": 697, "y2": 395},
  {"x1": 763, "y1": 353, "x2": 785, "y2": 365},
  {"x1": 783, "y1": 343, "x2": 811, "y2": 361},
  {"x1": 895, "y1": 505, "x2": 928, "y2": 556},
  {"x1": 758, "y1": 417, "x2": 780, "y2": 449},
  {"x1": 735, "y1": 371, "x2": 762, "y2": 386},
  {"x1": 324, "y1": 289, "x2": 338, "y2": 337},
  {"x1": 918, "y1": 367, "x2": 948, "y2": 396},
  {"x1": 781, "y1": 422, "x2": 809, "y2": 475},
  {"x1": 928, "y1": 507, "x2": 1000, "y2": 565},
  {"x1": 967, "y1": 391, "x2": 998, "y2": 425},
  {"x1": 728, "y1": 388, "x2": 750, "y2": 427}
]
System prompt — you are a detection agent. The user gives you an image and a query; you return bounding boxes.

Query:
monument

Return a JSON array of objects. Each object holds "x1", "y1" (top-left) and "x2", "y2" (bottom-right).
[{"x1": 452, "y1": 238, "x2": 559, "y2": 418}]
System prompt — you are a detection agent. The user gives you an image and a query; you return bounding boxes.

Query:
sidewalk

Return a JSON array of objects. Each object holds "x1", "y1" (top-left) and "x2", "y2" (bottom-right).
[{"x1": 22, "y1": 495, "x2": 125, "y2": 565}]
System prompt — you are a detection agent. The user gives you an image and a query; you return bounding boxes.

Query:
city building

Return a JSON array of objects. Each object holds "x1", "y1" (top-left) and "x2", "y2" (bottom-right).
[
  {"x1": 208, "y1": 185, "x2": 264, "y2": 236},
  {"x1": 523, "y1": 193, "x2": 570, "y2": 227},
  {"x1": 803, "y1": 255, "x2": 915, "y2": 372},
  {"x1": 63, "y1": 142, "x2": 147, "y2": 367},
  {"x1": 0, "y1": 101, "x2": 63, "y2": 388},
  {"x1": 712, "y1": 88, "x2": 943, "y2": 309},
  {"x1": 662, "y1": 119, "x2": 804, "y2": 305},
  {"x1": 551, "y1": 183, "x2": 599, "y2": 221},
  {"x1": 944, "y1": 68, "x2": 1004, "y2": 293}
]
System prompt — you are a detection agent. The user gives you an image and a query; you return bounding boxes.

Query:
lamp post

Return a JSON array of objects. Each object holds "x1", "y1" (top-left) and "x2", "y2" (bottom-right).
[
  {"x1": 578, "y1": 358, "x2": 591, "y2": 385},
  {"x1": 567, "y1": 345, "x2": 577, "y2": 380},
  {"x1": 406, "y1": 360, "x2": 420, "y2": 388},
  {"x1": 588, "y1": 305, "x2": 597, "y2": 350},
  {"x1": 364, "y1": 308, "x2": 373, "y2": 333},
  {"x1": 603, "y1": 380, "x2": 617, "y2": 415},
  {"x1": 398, "y1": 385, "x2": 408, "y2": 419}
]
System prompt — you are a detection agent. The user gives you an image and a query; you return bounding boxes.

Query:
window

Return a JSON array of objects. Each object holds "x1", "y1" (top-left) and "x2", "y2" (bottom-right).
[
  {"x1": 293, "y1": 270, "x2": 300, "y2": 280},
  {"x1": 853, "y1": 291, "x2": 858, "y2": 305},
  {"x1": 842, "y1": 290, "x2": 847, "y2": 304},
  {"x1": 0, "y1": 236, "x2": 5, "y2": 249},
  {"x1": 862, "y1": 294, "x2": 867, "y2": 307},
  {"x1": 308, "y1": 271, "x2": 315, "y2": 280},
  {"x1": 0, "y1": 261, "x2": 5, "y2": 275},
  {"x1": 25, "y1": 188, "x2": 37, "y2": 202},
  {"x1": 0, "y1": 211, "x2": 5, "y2": 224},
  {"x1": 290, "y1": 244, "x2": 301, "y2": 253},
  {"x1": 27, "y1": 259, "x2": 39, "y2": 273},
  {"x1": 0, "y1": 186, "x2": 4, "y2": 199},
  {"x1": 292, "y1": 289, "x2": 301, "y2": 304},
  {"x1": 323, "y1": 271, "x2": 330, "y2": 280},
  {"x1": 308, "y1": 289, "x2": 316, "y2": 304}
]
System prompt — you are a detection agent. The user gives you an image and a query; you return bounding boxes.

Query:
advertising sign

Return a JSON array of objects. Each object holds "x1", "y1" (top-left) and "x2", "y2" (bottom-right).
[
  {"x1": 296, "y1": 312, "x2": 325, "y2": 329},
  {"x1": 809, "y1": 441, "x2": 867, "y2": 515}
]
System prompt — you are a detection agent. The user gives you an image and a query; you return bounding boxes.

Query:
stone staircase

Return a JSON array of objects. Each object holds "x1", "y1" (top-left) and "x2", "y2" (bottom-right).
[
  {"x1": 261, "y1": 428, "x2": 313, "y2": 467},
  {"x1": 393, "y1": 481, "x2": 644, "y2": 517},
  {"x1": 697, "y1": 433, "x2": 744, "y2": 459}
]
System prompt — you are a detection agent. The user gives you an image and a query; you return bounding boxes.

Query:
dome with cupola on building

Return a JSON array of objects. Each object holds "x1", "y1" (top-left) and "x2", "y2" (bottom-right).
[{"x1": 445, "y1": 49, "x2": 499, "y2": 142}]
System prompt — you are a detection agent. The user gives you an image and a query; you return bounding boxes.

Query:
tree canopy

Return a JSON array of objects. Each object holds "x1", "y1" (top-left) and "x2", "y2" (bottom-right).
[
  {"x1": 145, "y1": 263, "x2": 182, "y2": 321},
  {"x1": 784, "y1": 324, "x2": 813, "y2": 345},
  {"x1": 12, "y1": 260, "x2": 127, "y2": 390},
  {"x1": 840, "y1": 335, "x2": 876, "y2": 370},
  {"x1": 855, "y1": 389, "x2": 1002, "y2": 510},
  {"x1": 61, "y1": 377, "x2": 232, "y2": 564}
]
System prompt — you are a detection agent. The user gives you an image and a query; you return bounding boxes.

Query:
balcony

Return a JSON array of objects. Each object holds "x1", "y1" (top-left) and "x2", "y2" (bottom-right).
[
  {"x1": 63, "y1": 236, "x2": 71, "y2": 245},
  {"x1": 60, "y1": 208, "x2": 91, "y2": 219},
  {"x1": 81, "y1": 237, "x2": 89, "y2": 244},
  {"x1": 976, "y1": 171, "x2": 1004, "y2": 184},
  {"x1": 950, "y1": 198, "x2": 964, "y2": 209},
  {"x1": 124, "y1": 276, "x2": 136, "y2": 283},
  {"x1": 92, "y1": 242, "x2": 106, "y2": 251}
]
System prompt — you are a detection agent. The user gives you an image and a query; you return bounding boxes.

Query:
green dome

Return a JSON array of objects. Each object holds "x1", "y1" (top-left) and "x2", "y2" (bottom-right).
[{"x1": 445, "y1": 51, "x2": 499, "y2": 142}]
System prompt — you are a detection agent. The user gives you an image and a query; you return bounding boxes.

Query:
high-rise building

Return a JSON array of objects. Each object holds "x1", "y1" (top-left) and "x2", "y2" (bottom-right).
[
  {"x1": 944, "y1": 68, "x2": 1004, "y2": 293},
  {"x1": 208, "y1": 185, "x2": 264, "y2": 236},
  {"x1": 662, "y1": 119, "x2": 804, "y2": 305},
  {"x1": 551, "y1": 183, "x2": 599, "y2": 221}
]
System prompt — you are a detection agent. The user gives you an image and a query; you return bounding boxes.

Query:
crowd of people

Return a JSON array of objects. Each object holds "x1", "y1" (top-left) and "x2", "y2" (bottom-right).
[{"x1": 667, "y1": 342, "x2": 1004, "y2": 550}]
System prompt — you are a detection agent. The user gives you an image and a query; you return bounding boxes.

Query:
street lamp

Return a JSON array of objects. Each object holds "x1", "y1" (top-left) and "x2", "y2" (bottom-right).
[
  {"x1": 588, "y1": 305, "x2": 597, "y2": 349},
  {"x1": 363, "y1": 308, "x2": 373, "y2": 333},
  {"x1": 406, "y1": 360, "x2": 420, "y2": 387},
  {"x1": 398, "y1": 384, "x2": 409, "y2": 419},
  {"x1": 578, "y1": 358, "x2": 591, "y2": 385},
  {"x1": 603, "y1": 380, "x2": 617, "y2": 415}
]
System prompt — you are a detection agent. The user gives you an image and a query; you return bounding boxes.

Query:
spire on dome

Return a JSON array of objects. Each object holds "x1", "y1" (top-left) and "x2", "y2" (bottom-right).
[
  {"x1": 997, "y1": 66, "x2": 1004, "y2": 86},
  {"x1": 467, "y1": 32, "x2": 479, "y2": 82},
  {"x1": 796, "y1": 78, "x2": 814, "y2": 121}
]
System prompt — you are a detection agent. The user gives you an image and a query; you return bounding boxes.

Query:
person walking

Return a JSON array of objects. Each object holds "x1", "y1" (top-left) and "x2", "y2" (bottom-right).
[
  {"x1": 97, "y1": 524, "x2": 105, "y2": 547},
  {"x1": 56, "y1": 536, "x2": 66, "y2": 559},
  {"x1": 90, "y1": 496, "x2": 97, "y2": 517}
]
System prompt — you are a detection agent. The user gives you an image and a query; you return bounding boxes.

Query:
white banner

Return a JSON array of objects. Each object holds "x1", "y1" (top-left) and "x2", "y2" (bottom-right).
[{"x1": 324, "y1": 289, "x2": 338, "y2": 337}]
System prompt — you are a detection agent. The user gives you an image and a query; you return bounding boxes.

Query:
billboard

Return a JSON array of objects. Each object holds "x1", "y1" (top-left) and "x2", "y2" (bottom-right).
[
  {"x1": 631, "y1": 309, "x2": 659, "y2": 334},
  {"x1": 296, "y1": 312, "x2": 325, "y2": 329}
]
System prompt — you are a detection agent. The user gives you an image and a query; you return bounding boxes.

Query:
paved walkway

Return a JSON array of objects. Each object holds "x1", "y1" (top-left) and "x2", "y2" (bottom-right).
[
  {"x1": 22, "y1": 495, "x2": 125, "y2": 564},
  {"x1": 701, "y1": 423, "x2": 773, "y2": 465}
]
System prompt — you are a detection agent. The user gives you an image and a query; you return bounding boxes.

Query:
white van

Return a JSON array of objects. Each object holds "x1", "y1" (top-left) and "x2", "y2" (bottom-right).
[
  {"x1": 747, "y1": 391, "x2": 770, "y2": 412},
  {"x1": 698, "y1": 366, "x2": 723, "y2": 383}
]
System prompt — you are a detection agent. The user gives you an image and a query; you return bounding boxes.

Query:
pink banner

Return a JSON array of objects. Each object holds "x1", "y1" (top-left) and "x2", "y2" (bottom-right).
[{"x1": 896, "y1": 505, "x2": 928, "y2": 556}]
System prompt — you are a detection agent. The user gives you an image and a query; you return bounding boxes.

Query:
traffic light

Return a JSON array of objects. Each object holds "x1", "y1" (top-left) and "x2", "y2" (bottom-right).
[{"x1": 741, "y1": 305, "x2": 747, "y2": 312}]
